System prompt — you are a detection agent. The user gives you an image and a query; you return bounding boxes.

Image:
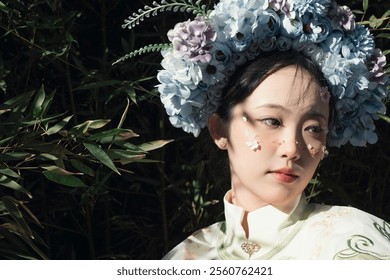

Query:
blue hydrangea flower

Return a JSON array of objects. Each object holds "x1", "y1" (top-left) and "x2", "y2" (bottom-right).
[
  {"x1": 320, "y1": 30, "x2": 343, "y2": 54},
  {"x1": 328, "y1": 118, "x2": 354, "y2": 147},
  {"x1": 169, "y1": 114, "x2": 202, "y2": 136},
  {"x1": 199, "y1": 59, "x2": 227, "y2": 86},
  {"x1": 294, "y1": 0, "x2": 331, "y2": 18},
  {"x1": 160, "y1": 51, "x2": 202, "y2": 89},
  {"x1": 245, "y1": 42, "x2": 262, "y2": 60},
  {"x1": 211, "y1": 0, "x2": 268, "y2": 52},
  {"x1": 157, "y1": 70, "x2": 192, "y2": 117},
  {"x1": 142, "y1": 0, "x2": 389, "y2": 146},
  {"x1": 280, "y1": 12, "x2": 303, "y2": 38},
  {"x1": 320, "y1": 53, "x2": 349, "y2": 97},
  {"x1": 299, "y1": 14, "x2": 332, "y2": 43},
  {"x1": 253, "y1": 9, "x2": 281, "y2": 41},
  {"x1": 210, "y1": 41, "x2": 234, "y2": 65},
  {"x1": 343, "y1": 61, "x2": 370, "y2": 99},
  {"x1": 340, "y1": 24, "x2": 374, "y2": 59},
  {"x1": 258, "y1": 36, "x2": 277, "y2": 51},
  {"x1": 276, "y1": 36, "x2": 292, "y2": 51}
]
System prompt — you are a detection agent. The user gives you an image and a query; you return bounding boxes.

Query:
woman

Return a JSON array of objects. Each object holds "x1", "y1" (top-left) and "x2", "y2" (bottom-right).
[
  {"x1": 162, "y1": 51, "x2": 390, "y2": 259},
  {"x1": 121, "y1": 0, "x2": 390, "y2": 259}
]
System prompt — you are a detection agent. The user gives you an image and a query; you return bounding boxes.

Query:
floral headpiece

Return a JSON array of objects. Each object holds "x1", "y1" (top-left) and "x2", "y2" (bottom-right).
[{"x1": 120, "y1": 0, "x2": 389, "y2": 147}]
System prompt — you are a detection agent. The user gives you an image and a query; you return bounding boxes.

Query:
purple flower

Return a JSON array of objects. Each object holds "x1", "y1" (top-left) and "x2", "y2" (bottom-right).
[
  {"x1": 368, "y1": 49, "x2": 388, "y2": 83},
  {"x1": 329, "y1": 1, "x2": 355, "y2": 31},
  {"x1": 168, "y1": 17, "x2": 216, "y2": 63},
  {"x1": 269, "y1": 0, "x2": 294, "y2": 17}
]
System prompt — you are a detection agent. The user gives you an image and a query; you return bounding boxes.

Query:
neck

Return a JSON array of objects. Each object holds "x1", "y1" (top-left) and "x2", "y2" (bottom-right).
[{"x1": 231, "y1": 189, "x2": 300, "y2": 213}]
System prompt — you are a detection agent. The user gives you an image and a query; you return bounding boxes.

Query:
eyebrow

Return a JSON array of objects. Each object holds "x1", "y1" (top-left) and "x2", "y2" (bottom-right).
[
  {"x1": 254, "y1": 104, "x2": 328, "y2": 121},
  {"x1": 254, "y1": 104, "x2": 289, "y2": 111}
]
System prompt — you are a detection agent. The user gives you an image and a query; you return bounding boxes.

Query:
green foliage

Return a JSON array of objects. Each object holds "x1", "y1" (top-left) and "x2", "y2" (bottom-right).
[
  {"x1": 113, "y1": 43, "x2": 172, "y2": 64},
  {"x1": 0, "y1": 0, "x2": 174, "y2": 259},
  {"x1": 0, "y1": 0, "x2": 389, "y2": 260},
  {"x1": 122, "y1": 0, "x2": 211, "y2": 30}
]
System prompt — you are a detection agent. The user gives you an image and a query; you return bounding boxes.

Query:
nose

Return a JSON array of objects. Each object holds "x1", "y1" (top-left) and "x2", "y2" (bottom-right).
[{"x1": 276, "y1": 137, "x2": 301, "y2": 161}]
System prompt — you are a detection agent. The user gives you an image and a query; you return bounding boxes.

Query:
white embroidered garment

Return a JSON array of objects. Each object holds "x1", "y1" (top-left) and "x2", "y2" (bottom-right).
[{"x1": 163, "y1": 191, "x2": 390, "y2": 260}]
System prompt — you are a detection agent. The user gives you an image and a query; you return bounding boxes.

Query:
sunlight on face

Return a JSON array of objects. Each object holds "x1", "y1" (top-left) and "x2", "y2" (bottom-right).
[{"x1": 226, "y1": 66, "x2": 329, "y2": 213}]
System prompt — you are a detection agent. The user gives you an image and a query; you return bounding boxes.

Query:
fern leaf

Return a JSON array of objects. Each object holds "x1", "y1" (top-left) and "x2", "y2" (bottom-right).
[
  {"x1": 122, "y1": 0, "x2": 210, "y2": 30},
  {"x1": 112, "y1": 43, "x2": 171, "y2": 65}
]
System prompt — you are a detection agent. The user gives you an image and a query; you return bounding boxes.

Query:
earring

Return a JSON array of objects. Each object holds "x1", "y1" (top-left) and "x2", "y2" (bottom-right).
[{"x1": 219, "y1": 139, "x2": 227, "y2": 149}]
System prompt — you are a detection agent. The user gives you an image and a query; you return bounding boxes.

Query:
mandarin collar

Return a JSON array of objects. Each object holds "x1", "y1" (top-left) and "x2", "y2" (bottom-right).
[{"x1": 220, "y1": 191, "x2": 308, "y2": 259}]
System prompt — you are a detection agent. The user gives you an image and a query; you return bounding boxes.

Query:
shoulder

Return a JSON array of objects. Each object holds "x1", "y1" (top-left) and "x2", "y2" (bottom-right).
[
  {"x1": 310, "y1": 203, "x2": 387, "y2": 227},
  {"x1": 162, "y1": 221, "x2": 223, "y2": 260},
  {"x1": 306, "y1": 203, "x2": 390, "y2": 259}
]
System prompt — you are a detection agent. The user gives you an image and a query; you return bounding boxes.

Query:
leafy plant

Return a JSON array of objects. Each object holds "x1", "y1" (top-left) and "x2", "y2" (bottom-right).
[{"x1": 122, "y1": 0, "x2": 210, "y2": 30}]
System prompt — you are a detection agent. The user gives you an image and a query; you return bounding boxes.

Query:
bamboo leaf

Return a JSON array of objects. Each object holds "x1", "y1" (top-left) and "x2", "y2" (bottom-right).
[
  {"x1": 105, "y1": 149, "x2": 146, "y2": 160},
  {"x1": 32, "y1": 85, "x2": 46, "y2": 118},
  {"x1": 42, "y1": 170, "x2": 88, "y2": 188},
  {"x1": 0, "y1": 91, "x2": 33, "y2": 114},
  {"x1": 83, "y1": 142, "x2": 120, "y2": 174},
  {"x1": 44, "y1": 115, "x2": 73, "y2": 135},
  {"x1": 377, "y1": 33, "x2": 390, "y2": 40},
  {"x1": 70, "y1": 159, "x2": 95, "y2": 177},
  {"x1": 0, "y1": 176, "x2": 32, "y2": 198},
  {"x1": 0, "y1": 153, "x2": 31, "y2": 162},
  {"x1": 363, "y1": 0, "x2": 369, "y2": 13},
  {"x1": 0, "y1": 168, "x2": 20, "y2": 179},
  {"x1": 120, "y1": 155, "x2": 161, "y2": 165},
  {"x1": 71, "y1": 119, "x2": 111, "y2": 134},
  {"x1": 1, "y1": 196, "x2": 32, "y2": 237},
  {"x1": 41, "y1": 165, "x2": 83, "y2": 176},
  {"x1": 379, "y1": 114, "x2": 390, "y2": 123},
  {"x1": 138, "y1": 139, "x2": 173, "y2": 152},
  {"x1": 87, "y1": 128, "x2": 139, "y2": 143}
]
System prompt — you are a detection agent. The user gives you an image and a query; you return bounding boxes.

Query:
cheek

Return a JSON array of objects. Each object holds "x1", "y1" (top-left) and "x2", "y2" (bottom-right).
[{"x1": 301, "y1": 155, "x2": 321, "y2": 179}]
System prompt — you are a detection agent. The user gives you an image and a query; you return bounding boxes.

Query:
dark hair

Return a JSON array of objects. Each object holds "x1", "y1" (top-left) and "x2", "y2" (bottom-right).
[{"x1": 216, "y1": 50, "x2": 334, "y2": 127}]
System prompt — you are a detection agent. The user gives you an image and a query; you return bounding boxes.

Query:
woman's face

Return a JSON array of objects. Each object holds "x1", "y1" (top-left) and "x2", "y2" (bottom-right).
[{"x1": 225, "y1": 66, "x2": 329, "y2": 212}]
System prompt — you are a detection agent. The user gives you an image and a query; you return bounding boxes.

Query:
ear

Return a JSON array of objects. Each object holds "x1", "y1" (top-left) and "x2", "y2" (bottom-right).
[{"x1": 208, "y1": 113, "x2": 228, "y2": 150}]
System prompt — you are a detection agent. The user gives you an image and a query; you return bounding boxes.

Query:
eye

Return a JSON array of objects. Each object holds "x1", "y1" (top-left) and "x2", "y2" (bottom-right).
[
  {"x1": 259, "y1": 118, "x2": 281, "y2": 128},
  {"x1": 306, "y1": 125, "x2": 328, "y2": 135}
]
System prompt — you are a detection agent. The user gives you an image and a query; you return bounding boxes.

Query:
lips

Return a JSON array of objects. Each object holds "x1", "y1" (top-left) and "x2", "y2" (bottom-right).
[{"x1": 269, "y1": 168, "x2": 299, "y2": 183}]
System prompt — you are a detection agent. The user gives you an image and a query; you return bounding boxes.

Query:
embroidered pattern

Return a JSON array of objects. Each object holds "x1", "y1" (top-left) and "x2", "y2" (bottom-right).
[
  {"x1": 373, "y1": 219, "x2": 390, "y2": 242},
  {"x1": 334, "y1": 235, "x2": 390, "y2": 260}
]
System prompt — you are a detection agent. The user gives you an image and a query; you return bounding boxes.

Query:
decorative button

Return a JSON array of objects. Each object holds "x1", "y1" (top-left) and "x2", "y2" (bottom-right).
[{"x1": 241, "y1": 241, "x2": 260, "y2": 257}]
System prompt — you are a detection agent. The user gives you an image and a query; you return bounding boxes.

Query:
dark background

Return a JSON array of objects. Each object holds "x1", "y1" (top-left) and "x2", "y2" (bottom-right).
[{"x1": 0, "y1": 0, "x2": 389, "y2": 259}]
